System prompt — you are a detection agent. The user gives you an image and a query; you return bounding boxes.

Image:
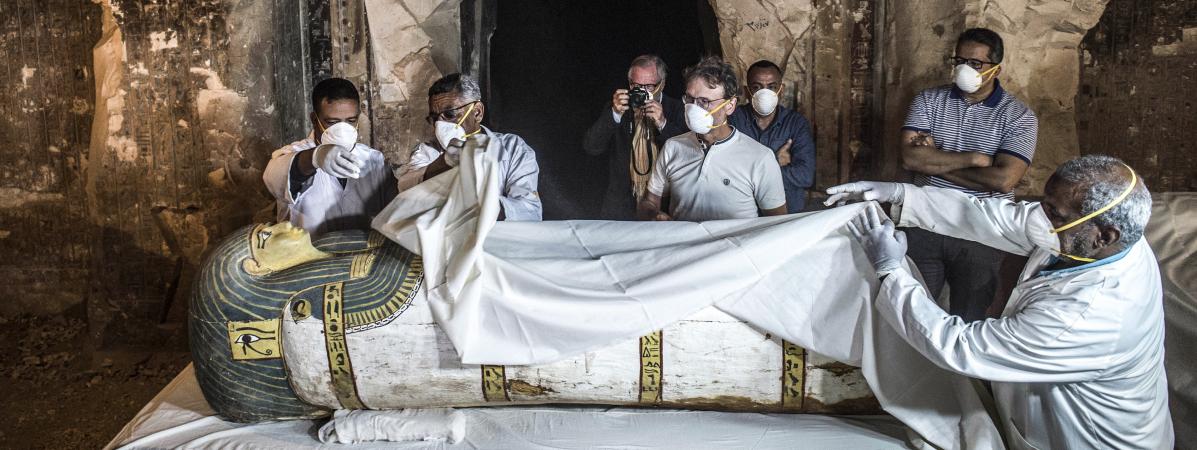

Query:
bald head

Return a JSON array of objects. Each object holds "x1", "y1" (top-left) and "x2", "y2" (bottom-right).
[{"x1": 1045, "y1": 155, "x2": 1151, "y2": 251}]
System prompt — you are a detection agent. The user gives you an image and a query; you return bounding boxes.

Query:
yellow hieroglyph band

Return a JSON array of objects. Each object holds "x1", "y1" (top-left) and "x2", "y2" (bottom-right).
[
  {"x1": 323, "y1": 282, "x2": 365, "y2": 409},
  {"x1": 481, "y1": 365, "x2": 509, "y2": 402},
  {"x1": 781, "y1": 340, "x2": 806, "y2": 409},
  {"x1": 1050, "y1": 163, "x2": 1138, "y2": 263},
  {"x1": 639, "y1": 330, "x2": 663, "y2": 404}
]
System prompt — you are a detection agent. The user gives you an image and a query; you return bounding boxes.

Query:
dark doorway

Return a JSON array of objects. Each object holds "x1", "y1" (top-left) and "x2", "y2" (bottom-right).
[{"x1": 487, "y1": 0, "x2": 720, "y2": 219}]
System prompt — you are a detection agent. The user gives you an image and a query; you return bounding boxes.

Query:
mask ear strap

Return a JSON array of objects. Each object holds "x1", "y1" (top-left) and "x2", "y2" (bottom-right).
[
  {"x1": 1051, "y1": 164, "x2": 1138, "y2": 234},
  {"x1": 704, "y1": 98, "x2": 734, "y2": 117},
  {"x1": 455, "y1": 102, "x2": 477, "y2": 127},
  {"x1": 980, "y1": 64, "x2": 1001, "y2": 79}
]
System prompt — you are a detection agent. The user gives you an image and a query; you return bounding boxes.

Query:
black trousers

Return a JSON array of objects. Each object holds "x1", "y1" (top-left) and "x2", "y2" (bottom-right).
[{"x1": 902, "y1": 227, "x2": 1006, "y2": 322}]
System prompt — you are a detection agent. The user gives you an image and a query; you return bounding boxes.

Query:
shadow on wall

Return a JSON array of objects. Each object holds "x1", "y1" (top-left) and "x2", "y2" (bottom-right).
[{"x1": 487, "y1": 0, "x2": 720, "y2": 220}]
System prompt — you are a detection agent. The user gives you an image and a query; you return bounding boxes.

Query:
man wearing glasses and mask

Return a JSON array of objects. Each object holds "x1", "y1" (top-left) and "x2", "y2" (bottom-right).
[
  {"x1": 396, "y1": 73, "x2": 542, "y2": 221},
  {"x1": 583, "y1": 54, "x2": 687, "y2": 220},
  {"x1": 727, "y1": 60, "x2": 816, "y2": 213},
  {"x1": 263, "y1": 77, "x2": 396, "y2": 237},
  {"x1": 637, "y1": 56, "x2": 786, "y2": 222},
  {"x1": 899, "y1": 28, "x2": 1039, "y2": 322}
]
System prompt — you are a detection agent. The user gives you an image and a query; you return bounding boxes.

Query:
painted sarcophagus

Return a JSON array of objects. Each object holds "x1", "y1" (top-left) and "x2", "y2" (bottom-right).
[{"x1": 190, "y1": 222, "x2": 880, "y2": 423}]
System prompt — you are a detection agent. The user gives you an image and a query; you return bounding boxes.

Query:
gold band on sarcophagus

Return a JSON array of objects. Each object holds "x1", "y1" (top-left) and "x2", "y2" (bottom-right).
[
  {"x1": 781, "y1": 340, "x2": 806, "y2": 410},
  {"x1": 367, "y1": 230, "x2": 387, "y2": 248},
  {"x1": 481, "y1": 365, "x2": 509, "y2": 401},
  {"x1": 639, "y1": 330, "x2": 663, "y2": 404},
  {"x1": 349, "y1": 251, "x2": 377, "y2": 279},
  {"x1": 323, "y1": 282, "x2": 365, "y2": 409}
]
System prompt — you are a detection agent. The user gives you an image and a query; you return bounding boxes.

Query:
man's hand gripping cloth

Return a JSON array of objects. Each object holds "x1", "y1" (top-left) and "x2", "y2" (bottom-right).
[{"x1": 371, "y1": 135, "x2": 1003, "y2": 450}]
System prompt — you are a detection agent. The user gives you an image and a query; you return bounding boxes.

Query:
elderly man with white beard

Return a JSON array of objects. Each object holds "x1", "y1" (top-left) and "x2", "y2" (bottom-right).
[{"x1": 825, "y1": 154, "x2": 1173, "y2": 449}]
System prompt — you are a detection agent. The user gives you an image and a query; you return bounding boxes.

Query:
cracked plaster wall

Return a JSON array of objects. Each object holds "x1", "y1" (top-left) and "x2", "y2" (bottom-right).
[{"x1": 362, "y1": 0, "x2": 460, "y2": 163}]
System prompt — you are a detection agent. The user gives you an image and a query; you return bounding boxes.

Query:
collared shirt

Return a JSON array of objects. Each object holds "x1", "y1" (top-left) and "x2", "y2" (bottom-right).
[
  {"x1": 728, "y1": 105, "x2": 816, "y2": 212},
  {"x1": 398, "y1": 126, "x2": 543, "y2": 221},
  {"x1": 262, "y1": 135, "x2": 395, "y2": 237},
  {"x1": 647, "y1": 129, "x2": 786, "y2": 221},
  {"x1": 902, "y1": 80, "x2": 1038, "y2": 199}
]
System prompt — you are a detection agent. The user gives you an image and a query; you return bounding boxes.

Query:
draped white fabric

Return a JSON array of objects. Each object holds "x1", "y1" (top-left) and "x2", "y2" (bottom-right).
[{"x1": 370, "y1": 136, "x2": 1003, "y2": 449}]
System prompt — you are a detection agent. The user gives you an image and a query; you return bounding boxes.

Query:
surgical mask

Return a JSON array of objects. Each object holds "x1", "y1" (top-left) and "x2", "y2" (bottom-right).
[
  {"x1": 952, "y1": 63, "x2": 999, "y2": 94},
  {"x1": 1045, "y1": 164, "x2": 1138, "y2": 263},
  {"x1": 434, "y1": 102, "x2": 479, "y2": 151},
  {"x1": 751, "y1": 88, "x2": 779, "y2": 116},
  {"x1": 684, "y1": 98, "x2": 733, "y2": 135},
  {"x1": 318, "y1": 121, "x2": 358, "y2": 149}
]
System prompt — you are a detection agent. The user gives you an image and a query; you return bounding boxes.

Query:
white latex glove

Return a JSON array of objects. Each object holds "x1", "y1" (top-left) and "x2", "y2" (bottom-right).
[
  {"x1": 824, "y1": 181, "x2": 905, "y2": 207},
  {"x1": 312, "y1": 143, "x2": 365, "y2": 179},
  {"x1": 846, "y1": 206, "x2": 907, "y2": 276},
  {"x1": 312, "y1": 121, "x2": 365, "y2": 178}
]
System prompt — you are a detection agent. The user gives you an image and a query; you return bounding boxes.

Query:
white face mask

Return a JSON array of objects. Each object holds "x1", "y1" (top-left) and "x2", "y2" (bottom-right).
[
  {"x1": 684, "y1": 98, "x2": 732, "y2": 135},
  {"x1": 434, "y1": 103, "x2": 478, "y2": 152},
  {"x1": 318, "y1": 121, "x2": 358, "y2": 148},
  {"x1": 751, "y1": 88, "x2": 779, "y2": 116},
  {"x1": 952, "y1": 63, "x2": 999, "y2": 94}
]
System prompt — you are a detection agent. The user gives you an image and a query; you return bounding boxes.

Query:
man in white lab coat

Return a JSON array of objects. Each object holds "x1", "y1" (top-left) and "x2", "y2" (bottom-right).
[
  {"x1": 263, "y1": 78, "x2": 395, "y2": 236},
  {"x1": 825, "y1": 154, "x2": 1173, "y2": 449},
  {"x1": 396, "y1": 73, "x2": 542, "y2": 221}
]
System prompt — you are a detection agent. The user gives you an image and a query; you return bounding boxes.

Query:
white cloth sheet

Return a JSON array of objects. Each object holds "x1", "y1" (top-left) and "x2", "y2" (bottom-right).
[
  {"x1": 370, "y1": 136, "x2": 1002, "y2": 449},
  {"x1": 105, "y1": 364, "x2": 913, "y2": 450},
  {"x1": 1146, "y1": 192, "x2": 1197, "y2": 446}
]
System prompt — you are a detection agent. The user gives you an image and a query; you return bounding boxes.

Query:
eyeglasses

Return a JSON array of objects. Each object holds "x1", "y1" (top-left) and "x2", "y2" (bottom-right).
[
  {"x1": 682, "y1": 94, "x2": 731, "y2": 110},
  {"x1": 946, "y1": 56, "x2": 996, "y2": 71},
  {"x1": 629, "y1": 82, "x2": 661, "y2": 92},
  {"x1": 426, "y1": 101, "x2": 478, "y2": 124}
]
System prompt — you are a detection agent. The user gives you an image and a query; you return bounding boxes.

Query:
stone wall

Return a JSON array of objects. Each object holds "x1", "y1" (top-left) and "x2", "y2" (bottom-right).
[
  {"x1": 0, "y1": 0, "x2": 101, "y2": 317},
  {"x1": 362, "y1": 0, "x2": 460, "y2": 163},
  {"x1": 1077, "y1": 0, "x2": 1197, "y2": 192},
  {"x1": 879, "y1": 0, "x2": 1109, "y2": 195}
]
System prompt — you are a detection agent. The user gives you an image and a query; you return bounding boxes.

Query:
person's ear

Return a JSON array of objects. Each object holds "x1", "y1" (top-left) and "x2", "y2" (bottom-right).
[
  {"x1": 725, "y1": 97, "x2": 737, "y2": 115},
  {"x1": 473, "y1": 102, "x2": 486, "y2": 127},
  {"x1": 743, "y1": 86, "x2": 751, "y2": 99},
  {"x1": 1097, "y1": 225, "x2": 1122, "y2": 249}
]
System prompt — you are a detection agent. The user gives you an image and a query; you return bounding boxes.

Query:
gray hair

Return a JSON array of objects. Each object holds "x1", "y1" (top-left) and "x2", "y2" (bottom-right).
[
  {"x1": 1053, "y1": 154, "x2": 1152, "y2": 247},
  {"x1": 628, "y1": 54, "x2": 667, "y2": 83},
  {"x1": 428, "y1": 73, "x2": 481, "y2": 102}
]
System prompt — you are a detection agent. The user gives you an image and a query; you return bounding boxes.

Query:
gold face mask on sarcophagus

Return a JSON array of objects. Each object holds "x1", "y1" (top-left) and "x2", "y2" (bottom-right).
[{"x1": 191, "y1": 224, "x2": 879, "y2": 423}]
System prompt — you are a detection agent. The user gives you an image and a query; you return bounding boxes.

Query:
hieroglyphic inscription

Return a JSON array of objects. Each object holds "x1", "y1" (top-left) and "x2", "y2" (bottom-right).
[
  {"x1": 481, "y1": 365, "x2": 509, "y2": 402},
  {"x1": 323, "y1": 282, "x2": 365, "y2": 409},
  {"x1": 639, "y1": 330, "x2": 663, "y2": 404},
  {"x1": 781, "y1": 340, "x2": 806, "y2": 409}
]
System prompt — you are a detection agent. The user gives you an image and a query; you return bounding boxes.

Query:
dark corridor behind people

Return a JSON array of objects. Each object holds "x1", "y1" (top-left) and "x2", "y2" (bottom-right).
[{"x1": 488, "y1": 0, "x2": 720, "y2": 219}]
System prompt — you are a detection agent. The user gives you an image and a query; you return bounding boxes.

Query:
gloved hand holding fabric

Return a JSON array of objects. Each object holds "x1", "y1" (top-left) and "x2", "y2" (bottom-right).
[
  {"x1": 824, "y1": 181, "x2": 906, "y2": 207},
  {"x1": 847, "y1": 205, "x2": 907, "y2": 276}
]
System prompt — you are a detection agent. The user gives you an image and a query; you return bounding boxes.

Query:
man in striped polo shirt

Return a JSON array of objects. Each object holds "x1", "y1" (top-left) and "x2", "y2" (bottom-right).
[{"x1": 899, "y1": 28, "x2": 1039, "y2": 322}]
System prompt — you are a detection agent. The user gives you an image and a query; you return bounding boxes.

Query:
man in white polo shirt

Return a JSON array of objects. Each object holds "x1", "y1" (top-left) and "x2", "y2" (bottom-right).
[{"x1": 637, "y1": 57, "x2": 787, "y2": 221}]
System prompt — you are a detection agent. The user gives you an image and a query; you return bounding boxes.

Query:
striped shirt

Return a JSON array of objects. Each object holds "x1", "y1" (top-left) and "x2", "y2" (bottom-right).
[{"x1": 902, "y1": 80, "x2": 1038, "y2": 199}]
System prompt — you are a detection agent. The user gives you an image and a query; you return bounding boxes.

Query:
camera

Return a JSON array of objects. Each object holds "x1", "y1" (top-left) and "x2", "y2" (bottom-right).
[{"x1": 628, "y1": 87, "x2": 651, "y2": 109}]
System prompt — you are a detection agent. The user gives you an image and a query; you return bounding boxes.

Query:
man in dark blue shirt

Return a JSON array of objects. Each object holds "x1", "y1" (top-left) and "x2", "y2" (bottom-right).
[{"x1": 727, "y1": 60, "x2": 816, "y2": 213}]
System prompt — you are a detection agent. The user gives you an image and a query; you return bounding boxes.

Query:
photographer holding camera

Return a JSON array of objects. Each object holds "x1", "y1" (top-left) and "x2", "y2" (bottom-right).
[{"x1": 583, "y1": 54, "x2": 686, "y2": 220}]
